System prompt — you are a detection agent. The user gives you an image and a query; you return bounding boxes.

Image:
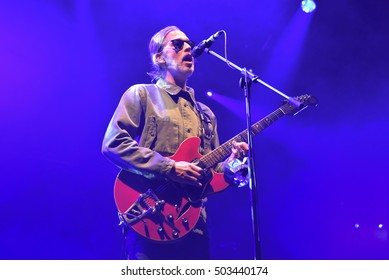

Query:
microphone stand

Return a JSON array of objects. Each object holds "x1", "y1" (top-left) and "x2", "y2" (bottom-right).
[{"x1": 204, "y1": 48, "x2": 301, "y2": 260}]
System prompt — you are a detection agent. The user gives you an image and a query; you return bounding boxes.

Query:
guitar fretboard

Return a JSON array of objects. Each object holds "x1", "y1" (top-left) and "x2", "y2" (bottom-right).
[{"x1": 199, "y1": 104, "x2": 294, "y2": 168}]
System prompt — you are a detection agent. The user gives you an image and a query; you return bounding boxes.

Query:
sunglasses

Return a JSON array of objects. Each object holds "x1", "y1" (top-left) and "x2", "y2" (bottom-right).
[{"x1": 161, "y1": 39, "x2": 195, "y2": 52}]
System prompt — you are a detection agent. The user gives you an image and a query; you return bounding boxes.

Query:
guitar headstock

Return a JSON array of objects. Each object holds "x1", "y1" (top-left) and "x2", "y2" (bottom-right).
[{"x1": 282, "y1": 94, "x2": 318, "y2": 116}]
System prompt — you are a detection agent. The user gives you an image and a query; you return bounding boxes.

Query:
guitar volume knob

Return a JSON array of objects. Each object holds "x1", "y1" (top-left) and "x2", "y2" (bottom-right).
[
  {"x1": 182, "y1": 218, "x2": 189, "y2": 230},
  {"x1": 157, "y1": 226, "x2": 166, "y2": 240},
  {"x1": 167, "y1": 214, "x2": 174, "y2": 223}
]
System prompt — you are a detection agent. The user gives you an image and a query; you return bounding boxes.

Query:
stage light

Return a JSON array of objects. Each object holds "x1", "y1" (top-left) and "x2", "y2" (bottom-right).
[
  {"x1": 206, "y1": 91, "x2": 213, "y2": 97},
  {"x1": 301, "y1": 0, "x2": 316, "y2": 13}
]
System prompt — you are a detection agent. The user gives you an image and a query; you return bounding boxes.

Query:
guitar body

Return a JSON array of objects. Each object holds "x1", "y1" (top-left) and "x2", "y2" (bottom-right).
[{"x1": 114, "y1": 137, "x2": 229, "y2": 242}]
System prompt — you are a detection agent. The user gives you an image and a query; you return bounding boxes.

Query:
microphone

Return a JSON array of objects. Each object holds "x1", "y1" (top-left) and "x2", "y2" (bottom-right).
[{"x1": 191, "y1": 31, "x2": 223, "y2": 58}]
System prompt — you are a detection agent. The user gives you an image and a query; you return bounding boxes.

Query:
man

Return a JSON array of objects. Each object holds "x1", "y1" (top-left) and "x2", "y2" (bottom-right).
[{"x1": 102, "y1": 26, "x2": 248, "y2": 259}]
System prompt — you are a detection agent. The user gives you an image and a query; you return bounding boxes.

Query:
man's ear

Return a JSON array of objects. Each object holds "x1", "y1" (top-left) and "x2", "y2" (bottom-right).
[{"x1": 153, "y1": 53, "x2": 165, "y2": 65}]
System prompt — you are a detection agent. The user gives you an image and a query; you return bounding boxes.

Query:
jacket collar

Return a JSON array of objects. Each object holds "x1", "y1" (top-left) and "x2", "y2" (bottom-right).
[{"x1": 156, "y1": 78, "x2": 196, "y2": 101}]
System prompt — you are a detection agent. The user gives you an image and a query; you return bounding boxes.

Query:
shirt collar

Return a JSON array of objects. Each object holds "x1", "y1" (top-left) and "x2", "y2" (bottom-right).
[{"x1": 156, "y1": 78, "x2": 195, "y2": 100}]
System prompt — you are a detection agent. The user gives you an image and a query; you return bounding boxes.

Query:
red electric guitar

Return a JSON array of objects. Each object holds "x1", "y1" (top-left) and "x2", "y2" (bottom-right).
[{"x1": 114, "y1": 95, "x2": 317, "y2": 242}]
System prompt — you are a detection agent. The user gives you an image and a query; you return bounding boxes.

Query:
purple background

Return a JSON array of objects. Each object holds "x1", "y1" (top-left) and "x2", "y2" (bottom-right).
[{"x1": 0, "y1": 0, "x2": 388, "y2": 259}]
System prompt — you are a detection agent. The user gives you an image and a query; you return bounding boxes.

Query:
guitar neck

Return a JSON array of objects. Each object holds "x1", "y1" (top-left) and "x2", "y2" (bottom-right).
[{"x1": 200, "y1": 106, "x2": 287, "y2": 168}]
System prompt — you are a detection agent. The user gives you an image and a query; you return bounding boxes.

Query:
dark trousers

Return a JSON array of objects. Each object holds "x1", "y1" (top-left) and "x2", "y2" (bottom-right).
[{"x1": 125, "y1": 228, "x2": 210, "y2": 260}]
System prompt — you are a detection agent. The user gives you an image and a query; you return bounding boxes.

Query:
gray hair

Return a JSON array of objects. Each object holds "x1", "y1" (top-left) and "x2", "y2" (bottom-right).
[{"x1": 147, "y1": 26, "x2": 180, "y2": 81}]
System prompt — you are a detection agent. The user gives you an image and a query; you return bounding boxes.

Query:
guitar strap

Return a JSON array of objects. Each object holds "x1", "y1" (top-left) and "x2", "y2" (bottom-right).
[{"x1": 195, "y1": 102, "x2": 213, "y2": 154}]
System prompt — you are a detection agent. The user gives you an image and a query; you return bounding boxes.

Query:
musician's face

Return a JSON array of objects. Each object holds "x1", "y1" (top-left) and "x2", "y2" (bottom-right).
[{"x1": 158, "y1": 30, "x2": 195, "y2": 80}]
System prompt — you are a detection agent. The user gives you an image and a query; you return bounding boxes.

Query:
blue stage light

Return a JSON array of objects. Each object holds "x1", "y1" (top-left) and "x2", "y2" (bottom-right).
[{"x1": 301, "y1": 0, "x2": 316, "y2": 13}]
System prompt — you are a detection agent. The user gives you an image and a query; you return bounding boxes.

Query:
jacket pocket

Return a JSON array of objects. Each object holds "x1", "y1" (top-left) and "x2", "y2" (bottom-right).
[
  {"x1": 142, "y1": 115, "x2": 157, "y2": 149},
  {"x1": 141, "y1": 115, "x2": 179, "y2": 155}
]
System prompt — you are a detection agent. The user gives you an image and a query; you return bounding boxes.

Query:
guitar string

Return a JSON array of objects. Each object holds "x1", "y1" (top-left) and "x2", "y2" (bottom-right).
[
  {"x1": 139, "y1": 101, "x2": 299, "y2": 210},
  {"x1": 200, "y1": 107, "x2": 287, "y2": 168}
]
